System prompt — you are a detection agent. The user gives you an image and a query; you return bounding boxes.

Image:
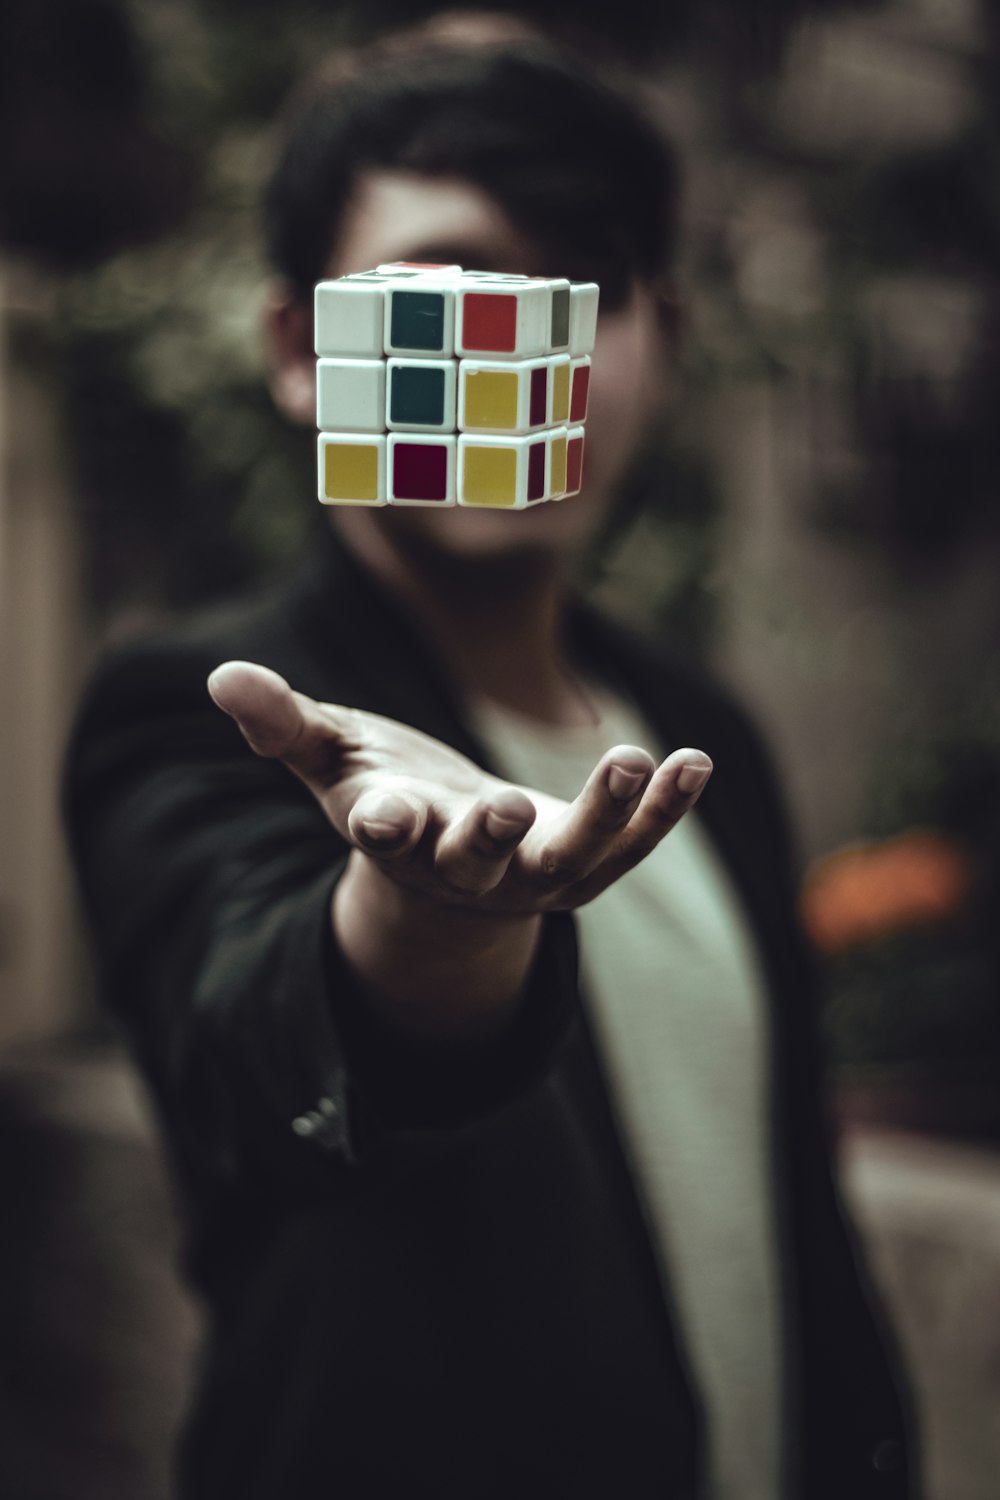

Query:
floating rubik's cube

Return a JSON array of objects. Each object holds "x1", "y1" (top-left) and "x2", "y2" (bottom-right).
[{"x1": 315, "y1": 263, "x2": 598, "y2": 508}]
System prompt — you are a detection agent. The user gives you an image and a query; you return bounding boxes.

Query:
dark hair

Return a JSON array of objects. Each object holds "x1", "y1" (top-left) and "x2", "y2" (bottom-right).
[{"x1": 263, "y1": 26, "x2": 679, "y2": 309}]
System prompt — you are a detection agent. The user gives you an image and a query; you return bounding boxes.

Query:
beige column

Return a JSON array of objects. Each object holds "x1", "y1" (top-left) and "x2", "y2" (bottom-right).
[{"x1": 0, "y1": 260, "x2": 93, "y2": 1044}]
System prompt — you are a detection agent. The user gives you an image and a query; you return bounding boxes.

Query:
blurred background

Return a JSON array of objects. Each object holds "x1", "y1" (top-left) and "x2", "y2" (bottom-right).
[{"x1": 1, "y1": 0, "x2": 998, "y2": 1495}]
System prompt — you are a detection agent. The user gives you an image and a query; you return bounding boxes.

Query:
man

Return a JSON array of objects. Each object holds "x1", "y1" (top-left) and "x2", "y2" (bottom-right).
[{"x1": 66, "y1": 21, "x2": 917, "y2": 1498}]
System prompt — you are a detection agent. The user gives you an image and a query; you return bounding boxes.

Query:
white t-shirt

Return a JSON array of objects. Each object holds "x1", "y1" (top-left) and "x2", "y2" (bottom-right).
[{"x1": 469, "y1": 684, "x2": 787, "y2": 1500}]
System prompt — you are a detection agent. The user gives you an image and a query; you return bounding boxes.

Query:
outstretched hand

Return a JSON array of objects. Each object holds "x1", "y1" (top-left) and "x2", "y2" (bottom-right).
[
  {"x1": 208, "y1": 659, "x2": 712, "y2": 1041},
  {"x1": 207, "y1": 660, "x2": 712, "y2": 918}
]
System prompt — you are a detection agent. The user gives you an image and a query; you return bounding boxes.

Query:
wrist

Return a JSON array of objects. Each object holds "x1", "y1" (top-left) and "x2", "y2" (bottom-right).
[{"x1": 332, "y1": 850, "x2": 541, "y2": 1047}]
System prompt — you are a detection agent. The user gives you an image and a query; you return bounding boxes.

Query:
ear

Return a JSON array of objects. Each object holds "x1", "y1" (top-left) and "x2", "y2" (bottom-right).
[
  {"x1": 642, "y1": 275, "x2": 682, "y2": 412},
  {"x1": 263, "y1": 281, "x2": 316, "y2": 426},
  {"x1": 651, "y1": 273, "x2": 683, "y2": 350}
]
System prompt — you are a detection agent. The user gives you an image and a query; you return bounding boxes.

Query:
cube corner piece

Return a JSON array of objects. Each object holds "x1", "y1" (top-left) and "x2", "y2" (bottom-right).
[
  {"x1": 318, "y1": 433, "x2": 387, "y2": 506},
  {"x1": 457, "y1": 433, "x2": 549, "y2": 509},
  {"x1": 315, "y1": 281, "x2": 385, "y2": 358}
]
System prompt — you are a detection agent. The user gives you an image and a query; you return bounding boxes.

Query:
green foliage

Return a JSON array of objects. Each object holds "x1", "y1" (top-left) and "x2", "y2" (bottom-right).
[
  {"x1": 822, "y1": 930, "x2": 1000, "y2": 1071},
  {"x1": 56, "y1": 99, "x2": 315, "y2": 609}
]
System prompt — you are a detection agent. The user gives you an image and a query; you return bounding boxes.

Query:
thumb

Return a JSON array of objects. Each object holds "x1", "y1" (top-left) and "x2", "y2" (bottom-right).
[{"x1": 207, "y1": 661, "x2": 353, "y2": 783}]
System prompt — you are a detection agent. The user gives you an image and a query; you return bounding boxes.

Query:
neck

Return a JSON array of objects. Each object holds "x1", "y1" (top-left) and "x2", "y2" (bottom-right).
[{"x1": 334, "y1": 513, "x2": 597, "y2": 726}]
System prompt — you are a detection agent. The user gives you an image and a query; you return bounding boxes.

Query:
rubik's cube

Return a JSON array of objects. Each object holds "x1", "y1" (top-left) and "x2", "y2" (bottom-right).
[{"x1": 315, "y1": 264, "x2": 598, "y2": 508}]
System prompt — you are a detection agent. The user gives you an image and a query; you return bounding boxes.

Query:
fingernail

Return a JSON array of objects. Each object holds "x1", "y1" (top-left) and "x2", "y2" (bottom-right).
[
  {"x1": 607, "y1": 764, "x2": 647, "y2": 801},
  {"x1": 358, "y1": 795, "x2": 412, "y2": 843},
  {"x1": 484, "y1": 808, "x2": 528, "y2": 841},
  {"x1": 677, "y1": 763, "x2": 711, "y2": 797},
  {"x1": 358, "y1": 817, "x2": 408, "y2": 844}
]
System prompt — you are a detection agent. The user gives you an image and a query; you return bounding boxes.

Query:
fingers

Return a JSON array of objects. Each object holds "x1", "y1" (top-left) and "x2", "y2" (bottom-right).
[
  {"x1": 348, "y1": 784, "x2": 537, "y2": 895},
  {"x1": 432, "y1": 786, "x2": 537, "y2": 895},
  {"x1": 570, "y1": 748, "x2": 713, "y2": 901},
  {"x1": 208, "y1": 661, "x2": 357, "y2": 785},
  {"x1": 347, "y1": 787, "x2": 429, "y2": 857},
  {"x1": 528, "y1": 745, "x2": 656, "y2": 885}
]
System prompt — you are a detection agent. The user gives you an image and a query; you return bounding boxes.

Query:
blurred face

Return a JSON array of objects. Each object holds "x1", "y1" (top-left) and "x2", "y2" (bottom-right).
[{"x1": 276, "y1": 169, "x2": 671, "y2": 569}]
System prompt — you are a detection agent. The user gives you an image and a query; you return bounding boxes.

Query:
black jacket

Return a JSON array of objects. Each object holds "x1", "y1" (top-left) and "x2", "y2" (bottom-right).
[{"x1": 65, "y1": 530, "x2": 918, "y2": 1499}]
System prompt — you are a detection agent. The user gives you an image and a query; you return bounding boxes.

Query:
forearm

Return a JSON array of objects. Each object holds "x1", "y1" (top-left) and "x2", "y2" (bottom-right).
[{"x1": 332, "y1": 850, "x2": 542, "y2": 1052}]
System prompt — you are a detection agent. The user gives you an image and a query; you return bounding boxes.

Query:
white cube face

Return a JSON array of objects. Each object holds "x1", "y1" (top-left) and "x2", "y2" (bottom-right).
[
  {"x1": 316, "y1": 359, "x2": 385, "y2": 433},
  {"x1": 568, "y1": 282, "x2": 600, "y2": 357},
  {"x1": 387, "y1": 434, "x2": 457, "y2": 506},
  {"x1": 317, "y1": 433, "x2": 387, "y2": 506},
  {"x1": 314, "y1": 282, "x2": 385, "y2": 357}
]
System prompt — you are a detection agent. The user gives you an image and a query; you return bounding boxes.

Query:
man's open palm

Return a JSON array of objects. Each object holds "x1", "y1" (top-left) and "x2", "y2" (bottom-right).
[{"x1": 208, "y1": 660, "x2": 713, "y2": 917}]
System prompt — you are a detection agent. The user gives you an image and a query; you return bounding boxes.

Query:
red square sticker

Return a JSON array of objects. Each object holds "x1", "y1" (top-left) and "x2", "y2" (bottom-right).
[{"x1": 462, "y1": 293, "x2": 517, "y2": 353}]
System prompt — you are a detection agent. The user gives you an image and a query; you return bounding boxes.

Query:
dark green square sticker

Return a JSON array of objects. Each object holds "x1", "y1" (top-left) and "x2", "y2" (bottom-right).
[
  {"x1": 391, "y1": 365, "x2": 446, "y2": 426},
  {"x1": 390, "y1": 290, "x2": 445, "y2": 351},
  {"x1": 551, "y1": 287, "x2": 570, "y2": 348}
]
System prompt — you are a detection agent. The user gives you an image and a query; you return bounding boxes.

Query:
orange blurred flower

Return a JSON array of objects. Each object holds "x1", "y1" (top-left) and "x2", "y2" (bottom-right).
[{"x1": 801, "y1": 829, "x2": 978, "y2": 955}]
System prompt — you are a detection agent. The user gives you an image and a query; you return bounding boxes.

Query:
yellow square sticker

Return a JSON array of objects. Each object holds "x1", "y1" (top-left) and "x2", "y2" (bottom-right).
[
  {"x1": 551, "y1": 363, "x2": 570, "y2": 424},
  {"x1": 463, "y1": 369, "x2": 519, "y2": 430},
  {"x1": 549, "y1": 435, "x2": 567, "y2": 497},
  {"x1": 324, "y1": 442, "x2": 380, "y2": 501},
  {"x1": 462, "y1": 445, "x2": 518, "y2": 506}
]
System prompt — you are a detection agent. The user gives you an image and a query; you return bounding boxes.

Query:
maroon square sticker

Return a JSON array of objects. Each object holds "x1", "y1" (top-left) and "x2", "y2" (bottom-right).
[
  {"x1": 529, "y1": 367, "x2": 548, "y2": 427},
  {"x1": 527, "y1": 442, "x2": 546, "y2": 502},
  {"x1": 393, "y1": 443, "x2": 449, "y2": 501}
]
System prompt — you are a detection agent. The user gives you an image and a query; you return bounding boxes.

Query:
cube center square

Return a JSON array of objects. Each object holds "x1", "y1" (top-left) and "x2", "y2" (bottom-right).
[
  {"x1": 387, "y1": 360, "x2": 455, "y2": 431},
  {"x1": 570, "y1": 358, "x2": 591, "y2": 423},
  {"x1": 314, "y1": 264, "x2": 597, "y2": 507}
]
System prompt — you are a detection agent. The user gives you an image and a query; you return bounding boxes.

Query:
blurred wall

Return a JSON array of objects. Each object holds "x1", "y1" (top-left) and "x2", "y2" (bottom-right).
[
  {"x1": 0, "y1": 267, "x2": 92, "y2": 1044},
  {"x1": 3, "y1": 0, "x2": 998, "y2": 1063}
]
